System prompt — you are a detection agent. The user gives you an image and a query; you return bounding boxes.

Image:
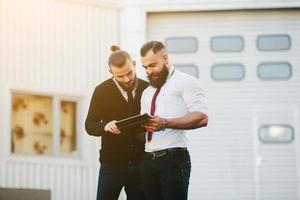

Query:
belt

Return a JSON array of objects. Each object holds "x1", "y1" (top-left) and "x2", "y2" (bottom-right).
[{"x1": 144, "y1": 147, "x2": 187, "y2": 160}]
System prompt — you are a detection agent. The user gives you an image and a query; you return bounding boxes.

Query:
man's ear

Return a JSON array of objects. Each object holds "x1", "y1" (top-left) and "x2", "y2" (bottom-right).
[
  {"x1": 133, "y1": 60, "x2": 136, "y2": 67},
  {"x1": 162, "y1": 53, "x2": 169, "y2": 65}
]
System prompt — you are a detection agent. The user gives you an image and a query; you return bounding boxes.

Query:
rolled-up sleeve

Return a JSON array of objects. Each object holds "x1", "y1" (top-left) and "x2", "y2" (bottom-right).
[{"x1": 181, "y1": 76, "x2": 208, "y2": 115}]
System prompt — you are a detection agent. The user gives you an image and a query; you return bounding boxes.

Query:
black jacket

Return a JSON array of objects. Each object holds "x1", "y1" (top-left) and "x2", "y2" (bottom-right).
[{"x1": 85, "y1": 78, "x2": 149, "y2": 165}]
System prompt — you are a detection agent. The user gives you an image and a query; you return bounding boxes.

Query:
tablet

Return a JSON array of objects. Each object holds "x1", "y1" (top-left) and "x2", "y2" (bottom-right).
[{"x1": 115, "y1": 113, "x2": 150, "y2": 130}]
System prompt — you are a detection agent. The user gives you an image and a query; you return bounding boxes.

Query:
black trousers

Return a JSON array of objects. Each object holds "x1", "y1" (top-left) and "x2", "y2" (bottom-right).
[
  {"x1": 140, "y1": 150, "x2": 191, "y2": 200},
  {"x1": 96, "y1": 163, "x2": 145, "y2": 200}
]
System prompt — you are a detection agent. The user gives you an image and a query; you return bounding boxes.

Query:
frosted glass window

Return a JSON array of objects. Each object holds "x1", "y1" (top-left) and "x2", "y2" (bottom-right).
[
  {"x1": 259, "y1": 125, "x2": 294, "y2": 143},
  {"x1": 60, "y1": 101, "x2": 77, "y2": 156},
  {"x1": 257, "y1": 34, "x2": 291, "y2": 51},
  {"x1": 258, "y1": 62, "x2": 292, "y2": 80},
  {"x1": 11, "y1": 92, "x2": 78, "y2": 156},
  {"x1": 211, "y1": 63, "x2": 245, "y2": 80},
  {"x1": 174, "y1": 64, "x2": 198, "y2": 78},
  {"x1": 165, "y1": 37, "x2": 198, "y2": 53},
  {"x1": 11, "y1": 93, "x2": 53, "y2": 155},
  {"x1": 211, "y1": 36, "x2": 244, "y2": 52}
]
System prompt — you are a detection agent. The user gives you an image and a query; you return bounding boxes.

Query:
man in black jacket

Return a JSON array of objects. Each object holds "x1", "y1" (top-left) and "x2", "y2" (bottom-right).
[{"x1": 85, "y1": 45, "x2": 148, "y2": 200}]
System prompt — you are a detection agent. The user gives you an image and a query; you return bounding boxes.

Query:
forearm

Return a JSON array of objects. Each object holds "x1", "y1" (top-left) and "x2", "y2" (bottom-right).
[
  {"x1": 85, "y1": 88, "x2": 107, "y2": 137},
  {"x1": 85, "y1": 120, "x2": 107, "y2": 137},
  {"x1": 166, "y1": 112, "x2": 208, "y2": 130}
]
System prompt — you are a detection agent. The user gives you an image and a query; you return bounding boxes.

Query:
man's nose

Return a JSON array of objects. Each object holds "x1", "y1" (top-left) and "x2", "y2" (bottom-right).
[
  {"x1": 123, "y1": 76, "x2": 130, "y2": 82},
  {"x1": 146, "y1": 68, "x2": 153, "y2": 75}
]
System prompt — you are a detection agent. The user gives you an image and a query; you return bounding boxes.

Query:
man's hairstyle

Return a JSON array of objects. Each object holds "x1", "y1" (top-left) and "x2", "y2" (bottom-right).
[
  {"x1": 108, "y1": 45, "x2": 132, "y2": 68},
  {"x1": 140, "y1": 41, "x2": 165, "y2": 57}
]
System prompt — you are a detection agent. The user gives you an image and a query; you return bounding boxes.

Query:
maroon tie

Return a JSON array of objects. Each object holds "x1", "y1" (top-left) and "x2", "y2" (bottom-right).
[{"x1": 147, "y1": 87, "x2": 161, "y2": 142}]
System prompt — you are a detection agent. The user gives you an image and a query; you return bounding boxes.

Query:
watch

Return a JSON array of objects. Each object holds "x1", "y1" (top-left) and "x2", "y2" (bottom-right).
[{"x1": 162, "y1": 118, "x2": 168, "y2": 131}]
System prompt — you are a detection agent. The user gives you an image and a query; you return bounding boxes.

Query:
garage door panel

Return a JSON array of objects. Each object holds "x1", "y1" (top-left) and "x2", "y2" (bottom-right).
[{"x1": 147, "y1": 10, "x2": 300, "y2": 200}]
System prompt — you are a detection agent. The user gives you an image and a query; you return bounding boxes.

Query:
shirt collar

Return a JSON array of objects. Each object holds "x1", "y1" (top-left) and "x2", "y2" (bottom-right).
[
  {"x1": 167, "y1": 65, "x2": 175, "y2": 81},
  {"x1": 112, "y1": 78, "x2": 138, "y2": 93}
]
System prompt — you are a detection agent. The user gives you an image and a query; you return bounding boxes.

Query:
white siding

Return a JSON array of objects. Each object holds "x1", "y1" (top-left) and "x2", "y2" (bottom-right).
[
  {"x1": 0, "y1": 0, "x2": 120, "y2": 199},
  {"x1": 147, "y1": 10, "x2": 300, "y2": 200},
  {"x1": 0, "y1": 0, "x2": 119, "y2": 93},
  {"x1": 3, "y1": 159, "x2": 89, "y2": 200}
]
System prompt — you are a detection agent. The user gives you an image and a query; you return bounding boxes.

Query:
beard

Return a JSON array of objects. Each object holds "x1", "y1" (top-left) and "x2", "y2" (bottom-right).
[
  {"x1": 148, "y1": 64, "x2": 169, "y2": 88},
  {"x1": 116, "y1": 75, "x2": 137, "y2": 92}
]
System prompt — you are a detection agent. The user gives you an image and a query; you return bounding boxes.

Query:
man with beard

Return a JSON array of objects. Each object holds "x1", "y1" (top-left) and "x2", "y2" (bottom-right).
[
  {"x1": 85, "y1": 45, "x2": 148, "y2": 200},
  {"x1": 139, "y1": 41, "x2": 208, "y2": 200}
]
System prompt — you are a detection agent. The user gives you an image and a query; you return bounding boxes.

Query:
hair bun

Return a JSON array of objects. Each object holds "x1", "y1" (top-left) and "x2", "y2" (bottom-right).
[{"x1": 110, "y1": 45, "x2": 121, "y2": 52}]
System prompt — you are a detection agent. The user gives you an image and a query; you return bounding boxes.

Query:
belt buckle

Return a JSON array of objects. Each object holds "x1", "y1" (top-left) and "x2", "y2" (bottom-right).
[{"x1": 150, "y1": 152, "x2": 156, "y2": 160}]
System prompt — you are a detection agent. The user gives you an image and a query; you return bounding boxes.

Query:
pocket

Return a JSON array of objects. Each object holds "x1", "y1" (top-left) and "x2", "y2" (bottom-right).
[{"x1": 169, "y1": 151, "x2": 191, "y2": 184}]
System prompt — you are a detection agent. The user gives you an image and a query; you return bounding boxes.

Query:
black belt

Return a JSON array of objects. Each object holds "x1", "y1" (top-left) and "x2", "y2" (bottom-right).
[{"x1": 144, "y1": 147, "x2": 187, "y2": 160}]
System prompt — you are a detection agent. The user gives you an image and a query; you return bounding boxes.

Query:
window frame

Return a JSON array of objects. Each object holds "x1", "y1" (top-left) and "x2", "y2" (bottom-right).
[
  {"x1": 258, "y1": 124, "x2": 294, "y2": 144},
  {"x1": 210, "y1": 35, "x2": 244, "y2": 53},
  {"x1": 10, "y1": 90, "x2": 81, "y2": 159},
  {"x1": 257, "y1": 62, "x2": 292, "y2": 80},
  {"x1": 211, "y1": 63, "x2": 245, "y2": 81},
  {"x1": 256, "y1": 34, "x2": 291, "y2": 51},
  {"x1": 174, "y1": 64, "x2": 199, "y2": 78},
  {"x1": 165, "y1": 36, "x2": 198, "y2": 54}
]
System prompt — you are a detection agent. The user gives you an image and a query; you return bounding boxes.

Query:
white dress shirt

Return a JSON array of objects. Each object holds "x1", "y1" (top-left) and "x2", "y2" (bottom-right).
[
  {"x1": 113, "y1": 78, "x2": 137, "y2": 102},
  {"x1": 141, "y1": 65, "x2": 207, "y2": 152}
]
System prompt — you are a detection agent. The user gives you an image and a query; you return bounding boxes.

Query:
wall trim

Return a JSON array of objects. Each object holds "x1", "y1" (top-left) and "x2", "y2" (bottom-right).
[{"x1": 56, "y1": 0, "x2": 124, "y2": 9}]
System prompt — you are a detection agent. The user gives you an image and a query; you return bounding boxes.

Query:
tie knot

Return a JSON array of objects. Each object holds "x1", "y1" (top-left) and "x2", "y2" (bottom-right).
[{"x1": 127, "y1": 90, "x2": 133, "y2": 103}]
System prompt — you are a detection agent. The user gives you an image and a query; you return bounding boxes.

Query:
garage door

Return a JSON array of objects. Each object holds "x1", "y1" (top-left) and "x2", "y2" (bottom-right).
[{"x1": 147, "y1": 10, "x2": 300, "y2": 200}]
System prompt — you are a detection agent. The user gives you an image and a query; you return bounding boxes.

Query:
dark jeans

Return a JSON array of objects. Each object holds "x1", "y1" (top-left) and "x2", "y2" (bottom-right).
[
  {"x1": 96, "y1": 163, "x2": 145, "y2": 200},
  {"x1": 140, "y1": 150, "x2": 191, "y2": 200}
]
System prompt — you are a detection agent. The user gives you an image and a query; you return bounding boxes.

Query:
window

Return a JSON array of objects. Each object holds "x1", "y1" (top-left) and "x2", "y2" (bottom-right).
[
  {"x1": 211, "y1": 63, "x2": 245, "y2": 81},
  {"x1": 174, "y1": 64, "x2": 198, "y2": 78},
  {"x1": 257, "y1": 34, "x2": 291, "y2": 51},
  {"x1": 211, "y1": 36, "x2": 244, "y2": 52},
  {"x1": 258, "y1": 62, "x2": 292, "y2": 80},
  {"x1": 165, "y1": 37, "x2": 198, "y2": 53},
  {"x1": 11, "y1": 93, "x2": 53, "y2": 155},
  {"x1": 11, "y1": 92, "x2": 78, "y2": 156},
  {"x1": 60, "y1": 101, "x2": 77, "y2": 155},
  {"x1": 259, "y1": 125, "x2": 294, "y2": 144}
]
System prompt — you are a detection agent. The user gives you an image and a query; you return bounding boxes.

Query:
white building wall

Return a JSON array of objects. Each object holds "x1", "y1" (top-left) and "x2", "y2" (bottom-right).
[
  {"x1": 0, "y1": 0, "x2": 120, "y2": 199},
  {"x1": 119, "y1": 4, "x2": 146, "y2": 78},
  {"x1": 0, "y1": 0, "x2": 120, "y2": 92}
]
